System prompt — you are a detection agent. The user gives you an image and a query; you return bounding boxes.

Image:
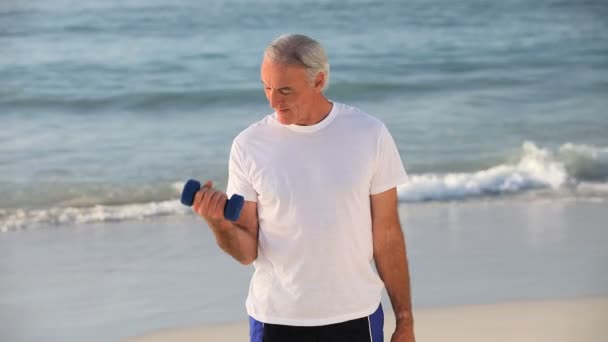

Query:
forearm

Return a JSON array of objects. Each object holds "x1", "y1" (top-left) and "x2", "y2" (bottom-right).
[
  {"x1": 374, "y1": 223, "x2": 414, "y2": 326},
  {"x1": 207, "y1": 219, "x2": 258, "y2": 265}
]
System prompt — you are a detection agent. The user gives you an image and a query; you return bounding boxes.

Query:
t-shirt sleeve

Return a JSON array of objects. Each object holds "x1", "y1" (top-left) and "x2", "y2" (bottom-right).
[
  {"x1": 226, "y1": 140, "x2": 258, "y2": 202},
  {"x1": 370, "y1": 124, "x2": 409, "y2": 195}
]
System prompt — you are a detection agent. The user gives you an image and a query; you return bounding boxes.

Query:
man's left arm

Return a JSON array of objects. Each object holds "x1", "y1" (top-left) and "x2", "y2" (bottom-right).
[{"x1": 371, "y1": 187, "x2": 415, "y2": 342}]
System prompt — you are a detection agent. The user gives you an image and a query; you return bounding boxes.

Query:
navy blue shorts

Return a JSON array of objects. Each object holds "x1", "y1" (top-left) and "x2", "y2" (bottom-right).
[{"x1": 249, "y1": 304, "x2": 384, "y2": 342}]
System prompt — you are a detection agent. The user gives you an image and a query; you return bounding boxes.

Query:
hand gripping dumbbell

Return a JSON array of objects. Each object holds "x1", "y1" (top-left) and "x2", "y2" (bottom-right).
[{"x1": 180, "y1": 179, "x2": 244, "y2": 221}]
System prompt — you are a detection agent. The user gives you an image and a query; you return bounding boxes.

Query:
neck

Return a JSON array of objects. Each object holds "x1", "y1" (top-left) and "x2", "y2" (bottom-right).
[{"x1": 298, "y1": 96, "x2": 333, "y2": 126}]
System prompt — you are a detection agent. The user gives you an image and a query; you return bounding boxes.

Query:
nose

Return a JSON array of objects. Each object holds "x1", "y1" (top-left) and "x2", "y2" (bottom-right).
[{"x1": 267, "y1": 89, "x2": 282, "y2": 108}]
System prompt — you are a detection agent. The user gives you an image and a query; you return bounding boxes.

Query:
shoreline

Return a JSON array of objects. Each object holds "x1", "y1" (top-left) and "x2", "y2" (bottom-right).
[{"x1": 122, "y1": 295, "x2": 608, "y2": 342}]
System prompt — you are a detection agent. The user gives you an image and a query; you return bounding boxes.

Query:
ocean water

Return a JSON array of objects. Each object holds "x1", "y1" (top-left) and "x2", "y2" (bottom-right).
[{"x1": 1, "y1": 0, "x2": 607, "y2": 232}]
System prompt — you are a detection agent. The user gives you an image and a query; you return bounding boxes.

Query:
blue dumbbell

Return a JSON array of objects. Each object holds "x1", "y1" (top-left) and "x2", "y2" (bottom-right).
[{"x1": 180, "y1": 179, "x2": 244, "y2": 221}]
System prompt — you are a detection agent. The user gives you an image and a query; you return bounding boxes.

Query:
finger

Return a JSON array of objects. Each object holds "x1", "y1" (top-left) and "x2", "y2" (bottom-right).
[
  {"x1": 216, "y1": 193, "x2": 228, "y2": 219},
  {"x1": 193, "y1": 186, "x2": 210, "y2": 216},
  {"x1": 208, "y1": 191, "x2": 224, "y2": 219},
  {"x1": 192, "y1": 186, "x2": 205, "y2": 212},
  {"x1": 199, "y1": 186, "x2": 215, "y2": 217},
  {"x1": 193, "y1": 180, "x2": 213, "y2": 208},
  {"x1": 213, "y1": 192, "x2": 228, "y2": 219}
]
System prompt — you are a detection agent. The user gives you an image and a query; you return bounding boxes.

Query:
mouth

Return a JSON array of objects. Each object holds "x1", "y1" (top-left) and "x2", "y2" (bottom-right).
[{"x1": 276, "y1": 108, "x2": 291, "y2": 115}]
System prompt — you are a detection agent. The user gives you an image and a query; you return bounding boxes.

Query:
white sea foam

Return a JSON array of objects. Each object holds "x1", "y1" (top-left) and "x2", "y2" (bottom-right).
[
  {"x1": 0, "y1": 200, "x2": 189, "y2": 233},
  {"x1": 575, "y1": 182, "x2": 608, "y2": 196},
  {"x1": 397, "y1": 142, "x2": 606, "y2": 202},
  {"x1": 2, "y1": 142, "x2": 607, "y2": 232}
]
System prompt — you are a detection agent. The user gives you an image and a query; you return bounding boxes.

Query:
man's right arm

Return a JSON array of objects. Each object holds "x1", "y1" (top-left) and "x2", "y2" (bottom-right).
[{"x1": 192, "y1": 181, "x2": 259, "y2": 265}]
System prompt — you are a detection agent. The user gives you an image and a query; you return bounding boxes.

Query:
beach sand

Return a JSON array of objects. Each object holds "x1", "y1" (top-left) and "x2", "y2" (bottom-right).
[
  {"x1": 3, "y1": 200, "x2": 606, "y2": 342},
  {"x1": 123, "y1": 296, "x2": 608, "y2": 342}
]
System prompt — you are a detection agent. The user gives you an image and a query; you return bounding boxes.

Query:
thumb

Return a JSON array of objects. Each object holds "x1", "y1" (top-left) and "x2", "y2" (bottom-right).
[{"x1": 203, "y1": 180, "x2": 213, "y2": 189}]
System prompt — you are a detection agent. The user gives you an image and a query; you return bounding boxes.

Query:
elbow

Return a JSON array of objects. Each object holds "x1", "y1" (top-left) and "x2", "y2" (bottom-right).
[
  {"x1": 239, "y1": 258, "x2": 255, "y2": 266},
  {"x1": 237, "y1": 251, "x2": 257, "y2": 265}
]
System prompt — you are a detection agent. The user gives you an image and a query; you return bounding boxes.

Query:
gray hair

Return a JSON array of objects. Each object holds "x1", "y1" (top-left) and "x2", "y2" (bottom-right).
[{"x1": 264, "y1": 34, "x2": 330, "y2": 91}]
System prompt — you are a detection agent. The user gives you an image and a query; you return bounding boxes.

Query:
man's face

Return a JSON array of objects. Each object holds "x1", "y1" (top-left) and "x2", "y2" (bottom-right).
[{"x1": 260, "y1": 57, "x2": 319, "y2": 126}]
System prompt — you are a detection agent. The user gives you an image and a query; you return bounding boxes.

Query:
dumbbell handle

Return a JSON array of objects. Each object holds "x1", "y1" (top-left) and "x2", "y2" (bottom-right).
[{"x1": 180, "y1": 179, "x2": 244, "y2": 221}]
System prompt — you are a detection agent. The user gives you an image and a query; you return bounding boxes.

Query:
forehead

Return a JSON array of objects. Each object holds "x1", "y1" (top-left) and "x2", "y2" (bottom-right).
[{"x1": 260, "y1": 58, "x2": 308, "y2": 85}]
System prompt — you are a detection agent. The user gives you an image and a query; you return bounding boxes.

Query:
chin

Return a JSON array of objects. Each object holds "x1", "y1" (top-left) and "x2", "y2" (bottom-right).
[
  {"x1": 276, "y1": 111, "x2": 294, "y2": 125},
  {"x1": 276, "y1": 116, "x2": 293, "y2": 125}
]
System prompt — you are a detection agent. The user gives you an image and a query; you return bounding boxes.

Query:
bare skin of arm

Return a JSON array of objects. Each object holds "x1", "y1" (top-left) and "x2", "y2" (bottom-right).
[
  {"x1": 372, "y1": 187, "x2": 415, "y2": 342},
  {"x1": 192, "y1": 181, "x2": 259, "y2": 265}
]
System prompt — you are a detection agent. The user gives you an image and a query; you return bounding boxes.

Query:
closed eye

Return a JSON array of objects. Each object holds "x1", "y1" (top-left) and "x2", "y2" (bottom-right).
[{"x1": 262, "y1": 82, "x2": 293, "y2": 95}]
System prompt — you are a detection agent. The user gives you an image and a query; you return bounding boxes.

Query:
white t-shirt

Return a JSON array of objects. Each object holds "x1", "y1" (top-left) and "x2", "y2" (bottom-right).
[{"x1": 226, "y1": 102, "x2": 408, "y2": 326}]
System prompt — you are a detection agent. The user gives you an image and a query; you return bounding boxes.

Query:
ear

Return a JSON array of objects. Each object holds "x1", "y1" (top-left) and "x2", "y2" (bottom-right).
[{"x1": 314, "y1": 72, "x2": 326, "y2": 92}]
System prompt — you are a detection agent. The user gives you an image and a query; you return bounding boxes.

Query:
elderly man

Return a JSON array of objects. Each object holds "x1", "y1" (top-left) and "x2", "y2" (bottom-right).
[{"x1": 192, "y1": 34, "x2": 415, "y2": 342}]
